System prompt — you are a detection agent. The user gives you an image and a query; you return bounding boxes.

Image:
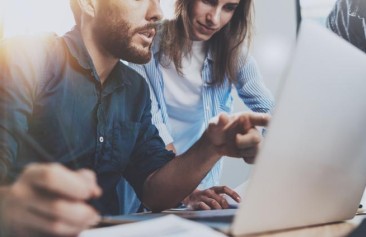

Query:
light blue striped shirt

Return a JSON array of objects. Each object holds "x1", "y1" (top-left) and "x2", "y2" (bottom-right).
[
  {"x1": 129, "y1": 31, "x2": 275, "y2": 189},
  {"x1": 117, "y1": 31, "x2": 275, "y2": 215}
]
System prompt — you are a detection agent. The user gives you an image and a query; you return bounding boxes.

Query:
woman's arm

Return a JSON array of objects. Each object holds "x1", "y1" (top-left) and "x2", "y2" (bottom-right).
[{"x1": 235, "y1": 55, "x2": 275, "y2": 114}]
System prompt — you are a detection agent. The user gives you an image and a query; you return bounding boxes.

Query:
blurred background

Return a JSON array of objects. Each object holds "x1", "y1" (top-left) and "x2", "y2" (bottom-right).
[
  {"x1": 0, "y1": 0, "x2": 336, "y2": 42},
  {"x1": 223, "y1": 0, "x2": 337, "y2": 188}
]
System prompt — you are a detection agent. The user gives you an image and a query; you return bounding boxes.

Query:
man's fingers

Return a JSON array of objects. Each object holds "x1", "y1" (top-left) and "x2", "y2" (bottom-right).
[
  {"x1": 216, "y1": 112, "x2": 270, "y2": 138},
  {"x1": 11, "y1": 203, "x2": 88, "y2": 237},
  {"x1": 217, "y1": 113, "x2": 230, "y2": 127},
  {"x1": 201, "y1": 188, "x2": 230, "y2": 209},
  {"x1": 26, "y1": 195, "x2": 100, "y2": 229},
  {"x1": 207, "y1": 113, "x2": 230, "y2": 135},
  {"x1": 193, "y1": 197, "x2": 222, "y2": 210},
  {"x1": 77, "y1": 169, "x2": 102, "y2": 198},
  {"x1": 188, "y1": 186, "x2": 241, "y2": 211},
  {"x1": 234, "y1": 112, "x2": 270, "y2": 132},
  {"x1": 213, "y1": 186, "x2": 241, "y2": 203},
  {"x1": 236, "y1": 128, "x2": 262, "y2": 149},
  {"x1": 247, "y1": 113, "x2": 270, "y2": 127},
  {"x1": 235, "y1": 128, "x2": 261, "y2": 162},
  {"x1": 77, "y1": 168, "x2": 97, "y2": 183},
  {"x1": 23, "y1": 164, "x2": 101, "y2": 201},
  {"x1": 191, "y1": 195, "x2": 222, "y2": 210},
  {"x1": 204, "y1": 197, "x2": 222, "y2": 209},
  {"x1": 238, "y1": 146, "x2": 258, "y2": 157},
  {"x1": 5, "y1": 164, "x2": 101, "y2": 237},
  {"x1": 192, "y1": 201, "x2": 211, "y2": 210}
]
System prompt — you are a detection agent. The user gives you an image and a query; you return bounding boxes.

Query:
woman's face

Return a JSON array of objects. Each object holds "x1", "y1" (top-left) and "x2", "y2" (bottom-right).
[{"x1": 190, "y1": 0, "x2": 240, "y2": 41}]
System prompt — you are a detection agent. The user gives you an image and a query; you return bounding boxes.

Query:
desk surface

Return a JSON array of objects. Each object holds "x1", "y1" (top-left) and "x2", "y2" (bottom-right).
[
  {"x1": 102, "y1": 211, "x2": 366, "y2": 237},
  {"x1": 162, "y1": 209, "x2": 366, "y2": 237},
  {"x1": 242, "y1": 215, "x2": 365, "y2": 237}
]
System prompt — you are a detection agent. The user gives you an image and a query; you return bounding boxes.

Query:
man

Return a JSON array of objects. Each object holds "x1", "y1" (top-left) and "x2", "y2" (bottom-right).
[
  {"x1": 0, "y1": 0, "x2": 269, "y2": 236},
  {"x1": 327, "y1": 0, "x2": 366, "y2": 53}
]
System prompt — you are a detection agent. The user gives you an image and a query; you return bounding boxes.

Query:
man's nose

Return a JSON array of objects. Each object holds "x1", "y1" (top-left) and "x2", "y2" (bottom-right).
[{"x1": 146, "y1": 0, "x2": 163, "y2": 22}]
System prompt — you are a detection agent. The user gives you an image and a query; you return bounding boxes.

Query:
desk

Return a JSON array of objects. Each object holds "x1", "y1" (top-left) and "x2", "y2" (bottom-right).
[
  {"x1": 102, "y1": 211, "x2": 366, "y2": 237},
  {"x1": 165, "y1": 210, "x2": 366, "y2": 237},
  {"x1": 242, "y1": 215, "x2": 365, "y2": 237}
]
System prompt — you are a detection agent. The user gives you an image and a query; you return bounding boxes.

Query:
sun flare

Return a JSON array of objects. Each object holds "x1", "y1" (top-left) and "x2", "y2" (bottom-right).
[
  {"x1": 0, "y1": 0, "x2": 175, "y2": 39},
  {"x1": 0, "y1": 0, "x2": 74, "y2": 38}
]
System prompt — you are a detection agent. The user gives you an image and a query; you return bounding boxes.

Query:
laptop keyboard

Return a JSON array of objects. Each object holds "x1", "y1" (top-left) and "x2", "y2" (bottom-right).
[{"x1": 189, "y1": 215, "x2": 234, "y2": 223}]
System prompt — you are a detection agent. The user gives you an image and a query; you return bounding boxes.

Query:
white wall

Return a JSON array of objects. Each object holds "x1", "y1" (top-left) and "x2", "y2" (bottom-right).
[
  {"x1": 219, "y1": 0, "x2": 358, "y2": 192},
  {"x1": 1, "y1": 0, "x2": 74, "y2": 37},
  {"x1": 0, "y1": 0, "x2": 176, "y2": 38},
  {"x1": 161, "y1": 0, "x2": 175, "y2": 19},
  {"x1": 219, "y1": 0, "x2": 298, "y2": 188}
]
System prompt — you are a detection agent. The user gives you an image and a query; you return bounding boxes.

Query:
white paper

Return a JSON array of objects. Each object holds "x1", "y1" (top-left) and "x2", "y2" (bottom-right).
[{"x1": 79, "y1": 215, "x2": 226, "y2": 237}]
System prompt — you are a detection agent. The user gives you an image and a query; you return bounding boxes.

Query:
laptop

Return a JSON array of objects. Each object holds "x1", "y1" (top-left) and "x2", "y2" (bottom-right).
[{"x1": 104, "y1": 21, "x2": 366, "y2": 236}]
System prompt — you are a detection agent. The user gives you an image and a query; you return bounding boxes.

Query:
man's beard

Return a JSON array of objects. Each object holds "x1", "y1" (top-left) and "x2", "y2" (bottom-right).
[{"x1": 93, "y1": 10, "x2": 153, "y2": 64}]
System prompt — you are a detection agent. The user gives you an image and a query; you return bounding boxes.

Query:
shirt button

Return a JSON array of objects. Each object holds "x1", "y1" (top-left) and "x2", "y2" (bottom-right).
[{"x1": 99, "y1": 136, "x2": 104, "y2": 143}]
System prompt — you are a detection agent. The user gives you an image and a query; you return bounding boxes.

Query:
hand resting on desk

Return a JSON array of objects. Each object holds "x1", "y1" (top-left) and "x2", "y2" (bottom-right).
[
  {"x1": 182, "y1": 186, "x2": 240, "y2": 210},
  {"x1": 0, "y1": 163, "x2": 102, "y2": 237}
]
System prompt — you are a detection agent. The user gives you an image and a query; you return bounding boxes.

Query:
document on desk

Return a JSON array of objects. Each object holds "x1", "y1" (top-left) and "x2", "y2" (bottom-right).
[{"x1": 79, "y1": 215, "x2": 226, "y2": 237}]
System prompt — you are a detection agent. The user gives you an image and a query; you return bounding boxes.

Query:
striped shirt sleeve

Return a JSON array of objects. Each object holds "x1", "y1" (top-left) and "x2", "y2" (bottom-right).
[
  {"x1": 128, "y1": 63, "x2": 174, "y2": 145},
  {"x1": 235, "y1": 54, "x2": 275, "y2": 114}
]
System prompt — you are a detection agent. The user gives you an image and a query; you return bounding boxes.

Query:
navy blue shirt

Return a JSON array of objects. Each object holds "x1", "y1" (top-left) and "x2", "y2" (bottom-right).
[
  {"x1": 0, "y1": 27, "x2": 174, "y2": 215},
  {"x1": 327, "y1": 0, "x2": 366, "y2": 53}
]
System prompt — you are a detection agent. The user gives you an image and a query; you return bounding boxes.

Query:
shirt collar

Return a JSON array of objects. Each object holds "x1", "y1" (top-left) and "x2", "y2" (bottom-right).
[
  {"x1": 104, "y1": 61, "x2": 132, "y2": 95},
  {"x1": 63, "y1": 26, "x2": 95, "y2": 70},
  {"x1": 63, "y1": 26, "x2": 131, "y2": 88}
]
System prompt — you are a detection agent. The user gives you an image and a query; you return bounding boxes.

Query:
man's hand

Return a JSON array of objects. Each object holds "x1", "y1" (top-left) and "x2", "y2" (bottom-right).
[
  {"x1": 205, "y1": 112, "x2": 270, "y2": 163},
  {"x1": 183, "y1": 186, "x2": 240, "y2": 210},
  {"x1": 1, "y1": 163, "x2": 102, "y2": 237}
]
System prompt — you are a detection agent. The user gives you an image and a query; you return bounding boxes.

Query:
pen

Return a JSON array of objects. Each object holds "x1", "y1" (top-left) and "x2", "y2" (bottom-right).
[{"x1": 13, "y1": 127, "x2": 102, "y2": 211}]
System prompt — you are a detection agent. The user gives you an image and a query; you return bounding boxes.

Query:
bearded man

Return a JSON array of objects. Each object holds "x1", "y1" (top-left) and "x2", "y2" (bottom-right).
[{"x1": 0, "y1": 0, "x2": 269, "y2": 236}]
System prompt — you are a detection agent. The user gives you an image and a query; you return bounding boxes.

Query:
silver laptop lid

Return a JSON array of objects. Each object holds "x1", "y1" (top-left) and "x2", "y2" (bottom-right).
[{"x1": 232, "y1": 21, "x2": 366, "y2": 236}]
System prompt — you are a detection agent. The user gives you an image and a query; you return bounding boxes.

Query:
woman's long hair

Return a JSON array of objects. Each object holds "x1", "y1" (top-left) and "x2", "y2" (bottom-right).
[{"x1": 159, "y1": 0, "x2": 253, "y2": 86}]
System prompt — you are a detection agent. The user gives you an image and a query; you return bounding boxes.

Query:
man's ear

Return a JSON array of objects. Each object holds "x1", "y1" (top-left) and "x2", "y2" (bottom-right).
[{"x1": 78, "y1": 0, "x2": 97, "y2": 18}]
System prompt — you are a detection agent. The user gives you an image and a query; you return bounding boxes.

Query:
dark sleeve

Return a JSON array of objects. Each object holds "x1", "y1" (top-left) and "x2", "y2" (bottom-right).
[
  {"x1": 123, "y1": 83, "x2": 175, "y2": 201},
  {"x1": 0, "y1": 36, "x2": 52, "y2": 184},
  {"x1": 326, "y1": 0, "x2": 366, "y2": 53},
  {"x1": 327, "y1": 0, "x2": 351, "y2": 38}
]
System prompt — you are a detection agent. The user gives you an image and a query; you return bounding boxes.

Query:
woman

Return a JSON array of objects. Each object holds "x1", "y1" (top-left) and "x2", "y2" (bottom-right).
[{"x1": 123, "y1": 0, "x2": 274, "y2": 211}]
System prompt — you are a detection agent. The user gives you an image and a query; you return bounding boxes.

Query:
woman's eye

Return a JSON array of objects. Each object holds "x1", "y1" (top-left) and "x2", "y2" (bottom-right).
[
  {"x1": 202, "y1": 0, "x2": 216, "y2": 6},
  {"x1": 224, "y1": 4, "x2": 238, "y2": 12}
]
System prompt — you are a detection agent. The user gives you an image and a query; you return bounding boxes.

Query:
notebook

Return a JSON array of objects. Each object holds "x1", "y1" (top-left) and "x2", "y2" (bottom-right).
[{"x1": 103, "y1": 21, "x2": 366, "y2": 236}]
